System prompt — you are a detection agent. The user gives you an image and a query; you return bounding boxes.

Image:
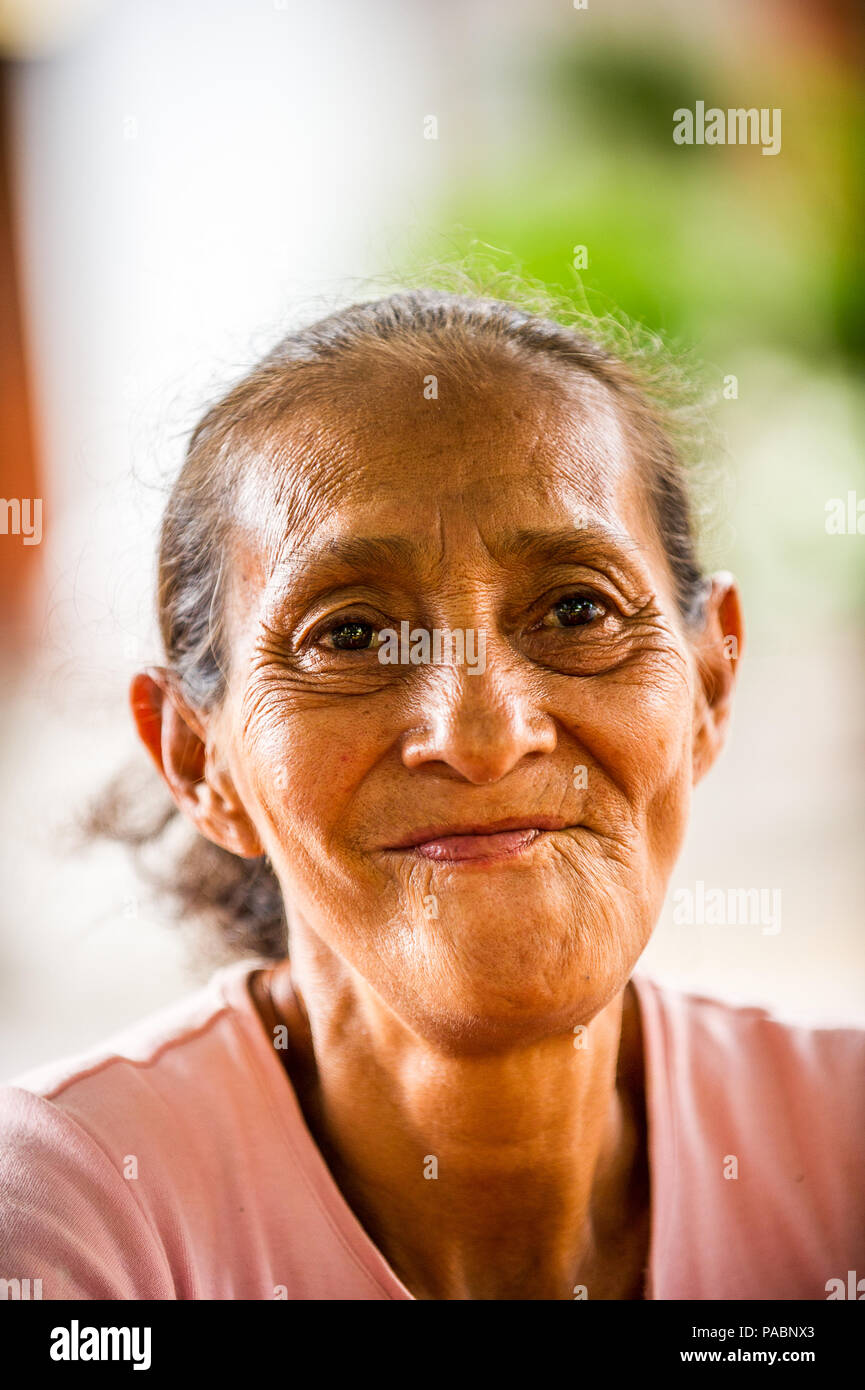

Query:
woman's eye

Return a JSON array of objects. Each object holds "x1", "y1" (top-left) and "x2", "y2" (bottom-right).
[
  {"x1": 322, "y1": 621, "x2": 380, "y2": 652},
  {"x1": 545, "y1": 594, "x2": 606, "y2": 628}
]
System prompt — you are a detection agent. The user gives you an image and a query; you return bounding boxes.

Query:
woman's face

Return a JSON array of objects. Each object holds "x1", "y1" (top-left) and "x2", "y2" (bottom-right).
[{"x1": 208, "y1": 359, "x2": 737, "y2": 1050}]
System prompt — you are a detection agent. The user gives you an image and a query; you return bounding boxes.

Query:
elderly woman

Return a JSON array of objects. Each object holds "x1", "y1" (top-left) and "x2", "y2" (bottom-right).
[{"x1": 1, "y1": 290, "x2": 863, "y2": 1302}]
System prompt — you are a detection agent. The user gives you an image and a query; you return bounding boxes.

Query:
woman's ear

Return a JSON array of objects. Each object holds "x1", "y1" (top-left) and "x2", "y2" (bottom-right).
[
  {"x1": 130, "y1": 668, "x2": 263, "y2": 858},
  {"x1": 691, "y1": 573, "x2": 744, "y2": 785}
]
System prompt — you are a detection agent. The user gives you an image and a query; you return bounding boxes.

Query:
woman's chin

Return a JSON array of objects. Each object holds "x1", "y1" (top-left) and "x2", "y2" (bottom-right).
[
  {"x1": 410, "y1": 990, "x2": 615, "y2": 1056},
  {"x1": 383, "y1": 940, "x2": 626, "y2": 1055}
]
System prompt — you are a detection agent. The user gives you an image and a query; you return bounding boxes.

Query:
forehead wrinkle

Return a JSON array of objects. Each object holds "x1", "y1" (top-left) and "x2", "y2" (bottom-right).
[
  {"x1": 237, "y1": 360, "x2": 634, "y2": 541},
  {"x1": 546, "y1": 399, "x2": 632, "y2": 488},
  {"x1": 232, "y1": 432, "x2": 374, "y2": 582},
  {"x1": 230, "y1": 365, "x2": 654, "y2": 595},
  {"x1": 304, "y1": 359, "x2": 624, "y2": 481}
]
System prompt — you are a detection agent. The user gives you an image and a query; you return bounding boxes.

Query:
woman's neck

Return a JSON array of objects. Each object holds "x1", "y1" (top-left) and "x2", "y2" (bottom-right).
[{"x1": 255, "y1": 944, "x2": 650, "y2": 1301}]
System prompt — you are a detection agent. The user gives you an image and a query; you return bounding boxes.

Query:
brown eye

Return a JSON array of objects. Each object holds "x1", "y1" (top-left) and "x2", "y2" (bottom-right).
[
  {"x1": 551, "y1": 595, "x2": 604, "y2": 627},
  {"x1": 329, "y1": 621, "x2": 377, "y2": 651}
]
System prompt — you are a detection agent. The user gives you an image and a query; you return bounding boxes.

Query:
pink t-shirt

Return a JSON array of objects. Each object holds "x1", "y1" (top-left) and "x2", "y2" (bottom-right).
[{"x1": 1, "y1": 958, "x2": 863, "y2": 1300}]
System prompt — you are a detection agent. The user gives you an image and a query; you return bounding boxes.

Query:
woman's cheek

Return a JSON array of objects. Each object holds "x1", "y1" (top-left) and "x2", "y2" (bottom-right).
[
  {"x1": 572, "y1": 655, "x2": 693, "y2": 811},
  {"x1": 237, "y1": 693, "x2": 378, "y2": 859}
]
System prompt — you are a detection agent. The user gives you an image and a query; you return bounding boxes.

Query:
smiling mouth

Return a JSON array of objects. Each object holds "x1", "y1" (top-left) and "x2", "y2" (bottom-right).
[{"x1": 383, "y1": 818, "x2": 578, "y2": 864}]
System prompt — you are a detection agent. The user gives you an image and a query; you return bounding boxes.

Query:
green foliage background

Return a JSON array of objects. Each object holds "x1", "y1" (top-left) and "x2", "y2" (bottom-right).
[{"x1": 405, "y1": 30, "x2": 865, "y2": 639}]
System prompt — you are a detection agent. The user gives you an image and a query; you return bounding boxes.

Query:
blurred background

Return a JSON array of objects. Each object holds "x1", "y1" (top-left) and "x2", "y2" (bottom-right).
[{"x1": 0, "y1": 0, "x2": 862, "y2": 1079}]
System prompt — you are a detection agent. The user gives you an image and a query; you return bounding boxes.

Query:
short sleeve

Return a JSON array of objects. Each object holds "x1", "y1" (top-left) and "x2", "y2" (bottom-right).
[{"x1": 0, "y1": 1086, "x2": 175, "y2": 1300}]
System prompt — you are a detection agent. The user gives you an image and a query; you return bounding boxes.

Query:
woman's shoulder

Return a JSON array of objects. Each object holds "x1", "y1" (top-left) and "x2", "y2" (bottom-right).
[
  {"x1": 634, "y1": 971, "x2": 865, "y2": 1062},
  {"x1": 3, "y1": 957, "x2": 267, "y2": 1109},
  {"x1": 0, "y1": 957, "x2": 286, "y2": 1298},
  {"x1": 633, "y1": 971, "x2": 865, "y2": 1174},
  {"x1": 634, "y1": 972, "x2": 865, "y2": 1101},
  {"x1": 632, "y1": 974, "x2": 865, "y2": 1299},
  {"x1": 0, "y1": 959, "x2": 283, "y2": 1183}
]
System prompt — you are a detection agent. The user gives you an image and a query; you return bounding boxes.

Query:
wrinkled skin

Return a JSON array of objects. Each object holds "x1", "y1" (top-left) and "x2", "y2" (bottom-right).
[{"x1": 133, "y1": 356, "x2": 743, "y2": 1299}]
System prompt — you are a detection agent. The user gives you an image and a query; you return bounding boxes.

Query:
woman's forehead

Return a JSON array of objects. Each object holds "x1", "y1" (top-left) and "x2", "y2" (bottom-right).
[
  {"x1": 222, "y1": 371, "x2": 670, "y2": 634},
  {"x1": 235, "y1": 365, "x2": 644, "y2": 559}
]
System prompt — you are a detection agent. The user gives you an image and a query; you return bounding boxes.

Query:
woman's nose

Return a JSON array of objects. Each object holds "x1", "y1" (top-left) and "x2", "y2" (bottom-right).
[{"x1": 399, "y1": 644, "x2": 557, "y2": 784}]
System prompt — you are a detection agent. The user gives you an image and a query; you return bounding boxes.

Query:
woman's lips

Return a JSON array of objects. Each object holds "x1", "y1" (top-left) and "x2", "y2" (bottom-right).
[
  {"x1": 385, "y1": 819, "x2": 574, "y2": 864},
  {"x1": 413, "y1": 827, "x2": 543, "y2": 862}
]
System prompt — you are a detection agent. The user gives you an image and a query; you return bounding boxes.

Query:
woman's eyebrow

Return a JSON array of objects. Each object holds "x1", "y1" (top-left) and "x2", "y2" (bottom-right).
[
  {"x1": 275, "y1": 533, "x2": 421, "y2": 582},
  {"x1": 320, "y1": 534, "x2": 421, "y2": 572},
  {"x1": 267, "y1": 523, "x2": 646, "y2": 600},
  {"x1": 497, "y1": 523, "x2": 644, "y2": 570}
]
